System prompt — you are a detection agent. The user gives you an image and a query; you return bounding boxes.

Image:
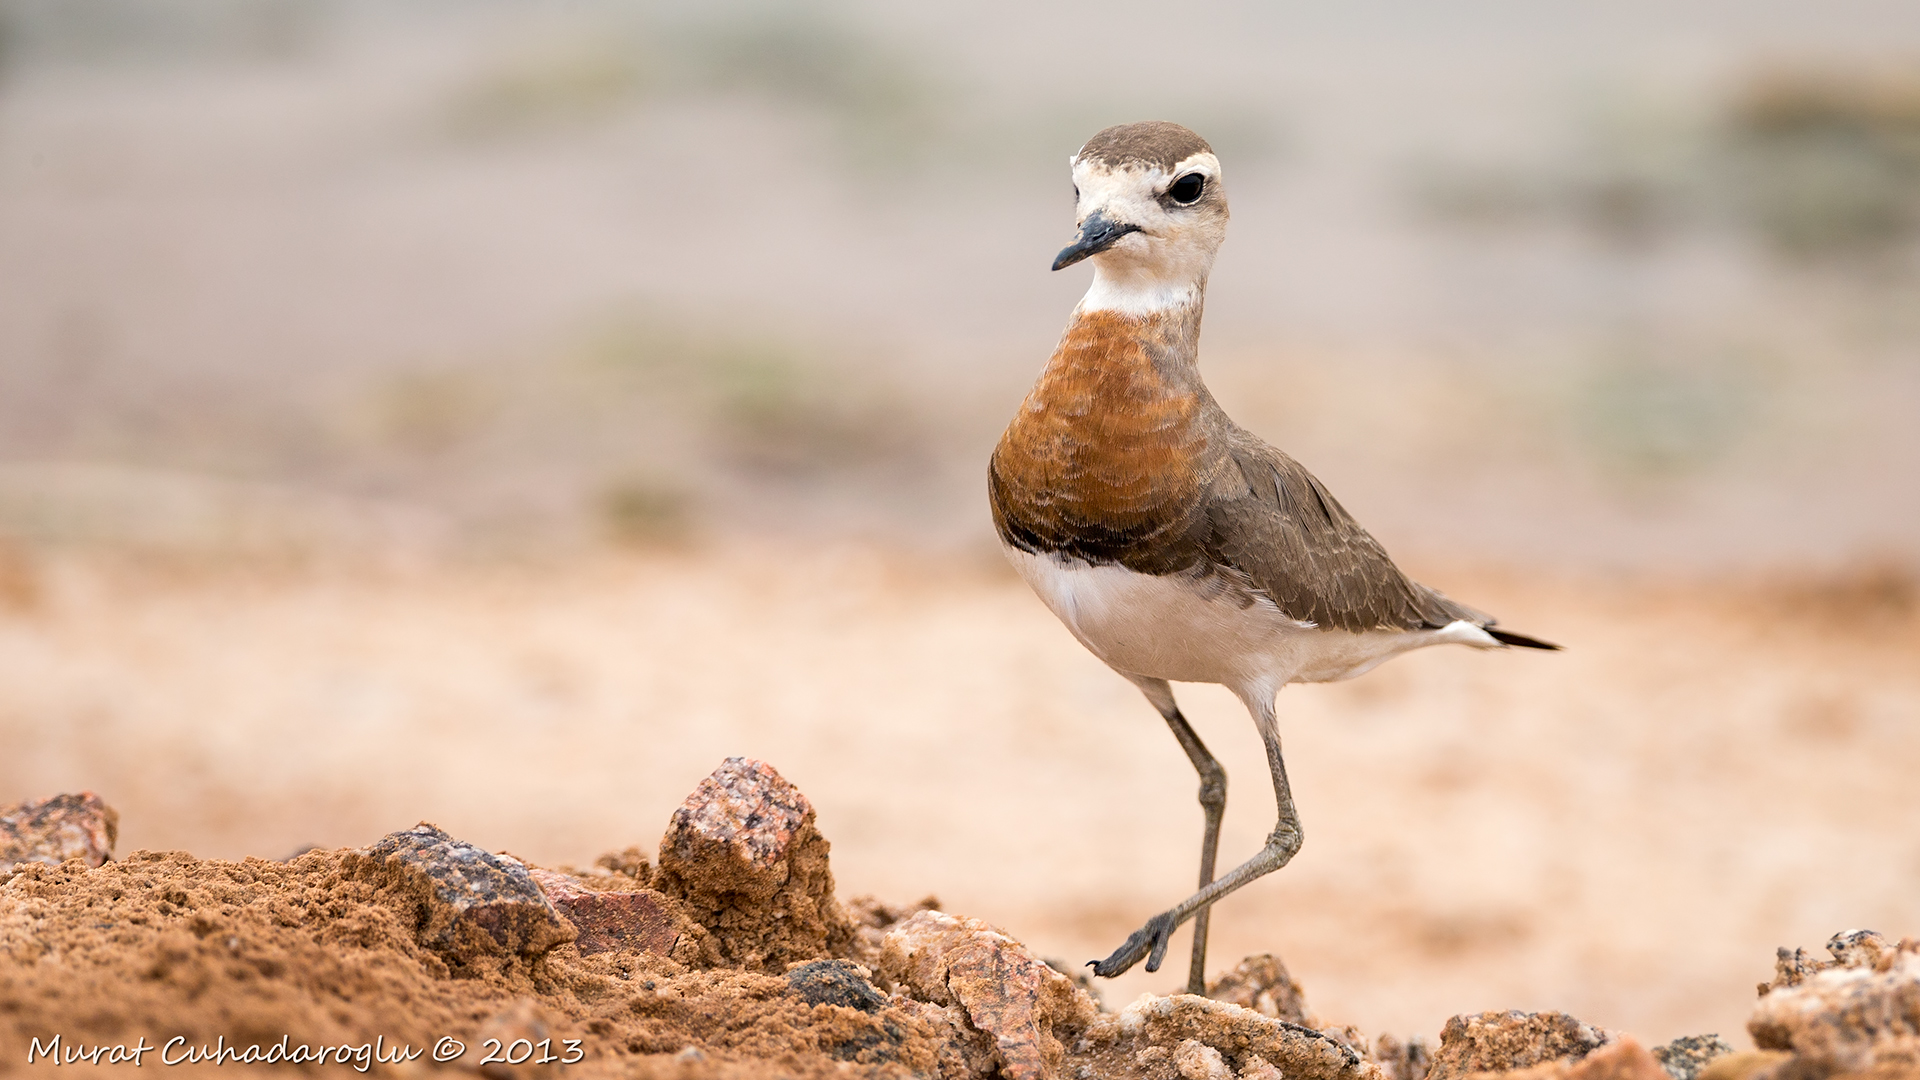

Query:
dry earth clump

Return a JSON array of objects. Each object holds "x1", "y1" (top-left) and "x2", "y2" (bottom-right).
[
  {"x1": 1745, "y1": 930, "x2": 1920, "y2": 1079},
  {"x1": 0, "y1": 763, "x2": 1378, "y2": 1079},
  {"x1": 2, "y1": 766, "x2": 1917, "y2": 1080}
]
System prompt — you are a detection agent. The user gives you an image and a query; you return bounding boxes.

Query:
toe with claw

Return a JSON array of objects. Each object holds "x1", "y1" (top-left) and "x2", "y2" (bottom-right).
[{"x1": 1088, "y1": 911, "x2": 1177, "y2": 977}]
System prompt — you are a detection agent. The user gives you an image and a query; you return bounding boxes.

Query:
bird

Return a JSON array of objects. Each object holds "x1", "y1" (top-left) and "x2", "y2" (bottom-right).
[{"x1": 988, "y1": 120, "x2": 1559, "y2": 997}]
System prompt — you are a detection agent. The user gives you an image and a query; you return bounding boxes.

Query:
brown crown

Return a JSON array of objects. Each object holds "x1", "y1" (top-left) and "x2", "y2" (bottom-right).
[{"x1": 1075, "y1": 121, "x2": 1213, "y2": 171}]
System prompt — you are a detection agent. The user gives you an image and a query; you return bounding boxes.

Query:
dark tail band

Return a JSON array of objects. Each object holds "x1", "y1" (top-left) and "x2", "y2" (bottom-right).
[{"x1": 1488, "y1": 628, "x2": 1562, "y2": 650}]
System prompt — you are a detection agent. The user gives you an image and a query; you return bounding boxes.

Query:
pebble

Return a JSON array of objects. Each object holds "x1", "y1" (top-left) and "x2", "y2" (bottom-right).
[
  {"x1": 355, "y1": 823, "x2": 574, "y2": 959},
  {"x1": 657, "y1": 757, "x2": 813, "y2": 902},
  {"x1": 527, "y1": 867, "x2": 681, "y2": 957},
  {"x1": 0, "y1": 791, "x2": 118, "y2": 877}
]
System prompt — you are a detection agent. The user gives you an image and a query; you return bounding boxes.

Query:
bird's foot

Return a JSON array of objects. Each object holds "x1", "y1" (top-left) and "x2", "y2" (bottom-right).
[{"x1": 1088, "y1": 910, "x2": 1176, "y2": 978}]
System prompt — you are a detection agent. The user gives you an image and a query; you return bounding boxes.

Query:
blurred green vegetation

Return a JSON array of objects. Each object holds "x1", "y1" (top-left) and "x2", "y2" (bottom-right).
[
  {"x1": 366, "y1": 371, "x2": 500, "y2": 457},
  {"x1": 0, "y1": 0, "x2": 1290, "y2": 177},
  {"x1": 579, "y1": 312, "x2": 924, "y2": 479},
  {"x1": 1726, "y1": 69, "x2": 1920, "y2": 258},
  {"x1": 445, "y1": 32, "x2": 655, "y2": 138},
  {"x1": 442, "y1": 8, "x2": 949, "y2": 165},
  {"x1": 676, "y1": 12, "x2": 942, "y2": 164},
  {"x1": 597, "y1": 473, "x2": 692, "y2": 547},
  {"x1": 0, "y1": 0, "x2": 325, "y2": 65},
  {"x1": 1410, "y1": 65, "x2": 1920, "y2": 263},
  {"x1": 431, "y1": 7, "x2": 1290, "y2": 174},
  {"x1": 1404, "y1": 97, "x2": 1705, "y2": 246},
  {"x1": 0, "y1": 306, "x2": 942, "y2": 551},
  {"x1": 1569, "y1": 346, "x2": 1764, "y2": 481}
]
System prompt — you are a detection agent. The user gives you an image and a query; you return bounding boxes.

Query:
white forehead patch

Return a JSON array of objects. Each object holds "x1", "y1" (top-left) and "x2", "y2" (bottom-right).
[{"x1": 1069, "y1": 151, "x2": 1220, "y2": 188}]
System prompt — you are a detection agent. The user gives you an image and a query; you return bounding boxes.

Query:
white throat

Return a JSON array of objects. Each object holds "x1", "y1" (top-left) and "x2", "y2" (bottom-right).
[{"x1": 1077, "y1": 265, "x2": 1205, "y2": 317}]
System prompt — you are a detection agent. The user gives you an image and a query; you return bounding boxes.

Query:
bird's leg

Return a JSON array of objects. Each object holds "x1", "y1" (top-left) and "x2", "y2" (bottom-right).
[
  {"x1": 1092, "y1": 685, "x2": 1301, "y2": 983},
  {"x1": 1130, "y1": 677, "x2": 1226, "y2": 995}
]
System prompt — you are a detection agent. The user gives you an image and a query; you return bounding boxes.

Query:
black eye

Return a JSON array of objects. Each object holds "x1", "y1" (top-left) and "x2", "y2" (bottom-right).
[
  {"x1": 1073, "y1": 184, "x2": 1081, "y2": 203},
  {"x1": 1168, "y1": 173, "x2": 1205, "y2": 205}
]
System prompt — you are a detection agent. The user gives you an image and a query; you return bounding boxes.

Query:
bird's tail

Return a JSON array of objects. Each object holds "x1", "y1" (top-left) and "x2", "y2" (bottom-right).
[{"x1": 1487, "y1": 628, "x2": 1562, "y2": 650}]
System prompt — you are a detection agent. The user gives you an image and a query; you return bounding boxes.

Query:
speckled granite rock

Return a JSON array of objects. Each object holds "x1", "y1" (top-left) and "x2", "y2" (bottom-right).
[
  {"x1": 0, "y1": 792, "x2": 118, "y2": 878},
  {"x1": 1651, "y1": 1034, "x2": 1734, "y2": 1080},
  {"x1": 347, "y1": 823, "x2": 574, "y2": 967},
  {"x1": 652, "y1": 757, "x2": 855, "y2": 972}
]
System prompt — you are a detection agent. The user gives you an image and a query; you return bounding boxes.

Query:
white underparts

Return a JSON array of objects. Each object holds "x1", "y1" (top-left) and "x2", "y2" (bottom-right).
[{"x1": 1004, "y1": 547, "x2": 1503, "y2": 695}]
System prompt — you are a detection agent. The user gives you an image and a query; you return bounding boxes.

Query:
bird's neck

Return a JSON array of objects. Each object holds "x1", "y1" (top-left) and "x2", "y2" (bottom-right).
[
  {"x1": 1077, "y1": 263, "x2": 1210, "y2": 319},
  {"x1": 1052, "y1": 297, "x2": 1206, "y2": 385}
]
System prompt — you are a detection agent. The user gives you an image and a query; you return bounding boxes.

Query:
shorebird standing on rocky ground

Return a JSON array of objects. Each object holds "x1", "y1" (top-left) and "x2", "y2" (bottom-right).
[{"x1": 989, "y1": 121, "x2": 1559, "y2": 996}]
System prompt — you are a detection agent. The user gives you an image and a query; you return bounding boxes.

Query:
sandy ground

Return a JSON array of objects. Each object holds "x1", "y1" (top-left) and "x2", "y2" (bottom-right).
[{"x1": 1, "y1": 541, "x2": 1914, "y2": 1052}]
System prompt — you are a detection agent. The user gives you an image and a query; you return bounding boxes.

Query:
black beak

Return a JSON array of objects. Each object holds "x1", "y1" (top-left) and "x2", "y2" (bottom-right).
[{"x1": 1051, "y1": 211, "x2": 1140, "y2": 271}]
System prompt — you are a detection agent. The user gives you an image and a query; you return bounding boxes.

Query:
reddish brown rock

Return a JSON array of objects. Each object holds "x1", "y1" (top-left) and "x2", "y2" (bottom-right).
[
  {"x1": 1427, "y1": 1009, "x2": 1610, "y2": 1080},
  {"x1": 877, "y1": 909, "x2": 1098, "y2": 1080},
  {"x1": 0, "y1": 792, "x2": 119, "y2": 878},
  {"x1": 1748, "y1": 931, "x2": 1920, "y2": 1076},
  {"x1": 527, "y1": 867, "x2": 683, "y2": 957},
  {"x1": 657, "y1": 757, "x2": 812, "y2": 901},
  {"x1": 345, "y1": 823, "x2": 574, "y2": 967},
  {"x1": 652, "y1": 757, "x2": 855, "y2": 972}
]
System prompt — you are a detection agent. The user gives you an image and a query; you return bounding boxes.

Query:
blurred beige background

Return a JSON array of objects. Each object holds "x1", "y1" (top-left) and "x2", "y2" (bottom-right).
[{"x1": 1, "y1": 0, "x2": 1917, "y2": 1057}]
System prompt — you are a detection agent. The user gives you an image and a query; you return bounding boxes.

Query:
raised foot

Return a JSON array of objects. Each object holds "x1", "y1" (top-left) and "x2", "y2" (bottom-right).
[{"x1": 1088, "y1": 910, "x2": 1176, "y2": 978}]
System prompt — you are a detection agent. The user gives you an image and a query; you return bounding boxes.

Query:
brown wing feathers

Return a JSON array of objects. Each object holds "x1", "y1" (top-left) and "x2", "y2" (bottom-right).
[
  {"x1": 1202, "y1": 442, "x2": 1558, "y2": 645},
  {"x1": 1206, "y1": 437, "x2": 1458, "y2": 633}
]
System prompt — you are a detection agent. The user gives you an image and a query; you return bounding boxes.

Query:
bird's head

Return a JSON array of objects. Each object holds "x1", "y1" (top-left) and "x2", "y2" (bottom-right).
[{"x1": 1053, "y1": 121, "x2": 1227, "y2": 315}]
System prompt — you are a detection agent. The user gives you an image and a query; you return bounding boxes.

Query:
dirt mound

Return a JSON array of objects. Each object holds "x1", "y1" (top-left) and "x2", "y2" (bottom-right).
[{"x1": 2, "y1": 767, "x2": 1916, "y2": 1080}]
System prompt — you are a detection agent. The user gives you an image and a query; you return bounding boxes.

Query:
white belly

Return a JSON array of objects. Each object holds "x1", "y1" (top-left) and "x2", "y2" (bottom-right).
[{"x1": 1004, "y1": 547, "x2": 1497, "y2": 688}]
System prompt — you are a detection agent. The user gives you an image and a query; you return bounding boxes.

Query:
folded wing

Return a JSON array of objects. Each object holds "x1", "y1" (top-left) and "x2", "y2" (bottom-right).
[{"x1": 1202, "y1": 430, "x2": 1486, "y2": 633}]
